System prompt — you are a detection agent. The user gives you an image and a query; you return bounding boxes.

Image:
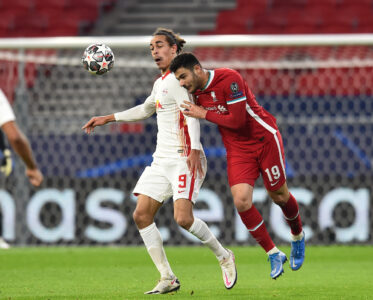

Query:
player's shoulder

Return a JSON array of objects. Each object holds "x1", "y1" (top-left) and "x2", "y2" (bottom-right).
[
  {"x1": 215, "y1": 68, "x2": 241, "y2": 78},
  {"x1": 0, "y1": 89, "x2": 8, "y2": 104},
  {"x1": 213, "y1": 68, "x2": 243, "y2": 89}
]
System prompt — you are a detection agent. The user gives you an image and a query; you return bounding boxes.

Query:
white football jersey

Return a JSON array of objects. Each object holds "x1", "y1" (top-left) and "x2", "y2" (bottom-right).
[
  {"x1": 147, "y1": 71, "x2": 203, "y2": 159},
  {"x1": 0, "y1": 89, "x2": 15, "y2": 127}
]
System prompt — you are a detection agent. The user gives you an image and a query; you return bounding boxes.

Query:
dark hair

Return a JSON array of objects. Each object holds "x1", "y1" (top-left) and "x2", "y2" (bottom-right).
[
  {"x1": 153, "y1": 27, "x2": 186, "y2": 54},
  {"x1": 170, "y1": 52, "x2": 201, "y2": 73}
]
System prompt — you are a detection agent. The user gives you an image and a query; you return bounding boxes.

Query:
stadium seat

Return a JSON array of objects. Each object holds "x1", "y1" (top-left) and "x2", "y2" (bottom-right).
[
  {"x1": 0, "y1": 14, "x2": 15, "y2": 37},
  {"x1": 271, "y1": 0, "x2": 307, "y2": 10},
  {"x1": 249, "y1": 13, "x2": 288, "y2": 34},
  {"x1": 46, "y1": 17, "x2": 81, "y2": 36},
  {"x1": 12, "y1": 14, "x2": 49, "y2": 37},
  {"x1": 236, "y1": 0, "x2": 269, "y2": 14},
  {"x1": 0, "y1": 0, "x2": 33, "y2": 14},
  {"x1": 33, "y1": 0, "x2": 71, "y2": 10}
]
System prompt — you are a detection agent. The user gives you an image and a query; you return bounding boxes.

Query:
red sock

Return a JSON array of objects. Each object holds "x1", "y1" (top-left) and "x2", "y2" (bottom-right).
[
  {"x1": 281, "y1": 193, "x2": 303, "y2": 235},
  {"x1": 238, "y1": 205, "x2": 275, "y2": 252}
]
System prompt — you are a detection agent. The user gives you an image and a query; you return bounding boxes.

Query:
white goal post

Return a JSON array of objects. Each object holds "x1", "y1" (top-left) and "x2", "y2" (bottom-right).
[{"x1": 1, "y1": 33, "x2": 373, "y2": 48}]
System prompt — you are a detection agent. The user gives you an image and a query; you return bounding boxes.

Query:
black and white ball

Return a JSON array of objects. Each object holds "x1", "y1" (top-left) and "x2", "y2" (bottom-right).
[{"x1": 82, "y1": 43, "x2": 114, "y2": 75}]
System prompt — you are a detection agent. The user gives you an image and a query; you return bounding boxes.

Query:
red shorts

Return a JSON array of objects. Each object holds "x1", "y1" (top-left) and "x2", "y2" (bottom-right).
[{"x1": 227, "y1": 131, "x2": 286, "y2": 191}]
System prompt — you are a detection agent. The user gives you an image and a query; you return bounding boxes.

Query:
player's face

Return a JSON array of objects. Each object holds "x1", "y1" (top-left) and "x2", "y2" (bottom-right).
[
  {"x1": 174, "y1": 67, "x2": 201, "y2": 94},
  {"x1": 150, "y1": 35, "x2": 177, "y2": 73}
]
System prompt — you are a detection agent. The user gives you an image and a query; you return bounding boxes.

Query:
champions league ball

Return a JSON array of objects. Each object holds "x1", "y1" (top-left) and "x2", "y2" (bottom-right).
[{"x1": 82, "y1": 43, "x2": 114, "y2": 75}]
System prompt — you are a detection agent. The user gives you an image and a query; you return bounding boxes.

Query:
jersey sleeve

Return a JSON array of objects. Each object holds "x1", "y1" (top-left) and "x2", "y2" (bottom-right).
[
  {"x1": 205, "y1": 71, "x2": 248, "y2": 130},
  {"x1": 114, "y1": 85, "x2": 156, "y2": 122},
  {"x1": 0, "y1": 89, "x2": 15, "y2": 128},
  {"x1": 169, "y1": 77, "x2": 201, "y2": 150}
]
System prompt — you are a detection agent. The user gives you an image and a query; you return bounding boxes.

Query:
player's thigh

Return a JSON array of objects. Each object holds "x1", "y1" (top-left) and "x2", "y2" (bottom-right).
[
  {"x1": 133, "y1": 162, "x2": 173, "y2": 203},
  {"x1": 259, "y1": 131, "x2": 287, "y2": 192},
  {"x1": 170, "y1": 156, "x2": 207, "y2": 203},
  {"x1": 227, "y1": 154, "x2": 260, "y2": 187}
]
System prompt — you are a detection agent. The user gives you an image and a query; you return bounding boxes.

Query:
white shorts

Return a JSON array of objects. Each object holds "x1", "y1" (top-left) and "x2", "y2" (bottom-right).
[{"x1": 133, "y1": 156, "x2": 207, "y2": 204}]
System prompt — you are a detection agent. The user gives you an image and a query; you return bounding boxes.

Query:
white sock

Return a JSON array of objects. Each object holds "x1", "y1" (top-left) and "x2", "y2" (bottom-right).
[
  {"x1": 291, "y1": 231, "x2": 304, "y2": 241},
  {"x1": 139, "y1": 223, "x2": 174, "y2": 279},
  {"x1": 188, "y1": 217, "x2": 229, "y2": 261},
  {"x1": 267, "y1": 246, "x2": 280, "y2": 256}
]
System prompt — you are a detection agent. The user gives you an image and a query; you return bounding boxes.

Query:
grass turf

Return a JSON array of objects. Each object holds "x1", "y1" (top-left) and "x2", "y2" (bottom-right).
[{"x1": 0, "y1": 246, "x2": 372, "y2": 299}]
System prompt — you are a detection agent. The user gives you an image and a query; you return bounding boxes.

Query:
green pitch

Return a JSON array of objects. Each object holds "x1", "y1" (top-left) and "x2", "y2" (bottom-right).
[{"x1": 0, "y1": 246, "x2": 372, "y2": 299}]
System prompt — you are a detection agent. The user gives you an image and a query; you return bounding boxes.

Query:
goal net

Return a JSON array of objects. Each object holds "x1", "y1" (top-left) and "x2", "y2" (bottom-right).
[{"x1": 0, "y1": 35, "x2": 372, "y2": 246}]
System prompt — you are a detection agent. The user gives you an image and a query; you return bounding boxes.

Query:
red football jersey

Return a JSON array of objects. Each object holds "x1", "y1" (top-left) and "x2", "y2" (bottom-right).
[{"x1": 194, "y1": 68, "x2": 278, "y2": 154}]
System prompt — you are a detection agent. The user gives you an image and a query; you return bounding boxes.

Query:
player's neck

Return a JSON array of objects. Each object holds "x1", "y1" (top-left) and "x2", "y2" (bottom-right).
[
  {"x1": 161, "y1": 67, "x2": 170, "y2": 75},
  {"x1": 200, "y1": 69, "x2": 210, "y2": 90}
]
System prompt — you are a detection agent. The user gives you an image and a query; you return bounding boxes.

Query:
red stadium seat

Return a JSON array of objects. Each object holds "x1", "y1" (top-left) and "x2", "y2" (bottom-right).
[
  {"x1": 236, "y1": 0, "x2": 269, "y2": 14},
  {"x1": 0, "y1": 14, "x2": 15, "y2": 37},
  {"x1": 249, "y1": 13, "x2": 288, "y2": 34},
  {"x1": 0, "y1": 0, "x2": 33, "y2": 13},
  {"x1": 12, "y1": 14, "x2": 48, "y2": 37},
  {"x1": 46, "y1": 17, "x2": 81, "y2": 36},
  {"x1": 33, "y1": 0, "x2": 71, "y2": 10}
]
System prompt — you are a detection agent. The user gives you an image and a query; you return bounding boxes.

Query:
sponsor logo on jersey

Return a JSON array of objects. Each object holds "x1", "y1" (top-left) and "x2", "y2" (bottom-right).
[
  {"x1": 162, "y1": 88, "x2": 168, "y2": 96},
  {"x1": 205, "y1": 106, "x2": 218, "y2": 111},
  {"x1": 155, "y1": 100, "x2": 163, "y2": 110},
  {"x1": 229, "y1": 90, "x2": 244, "y2": 99},
  {"x1": 217, "y1": 105, "x2": 228, "y2": 113}
]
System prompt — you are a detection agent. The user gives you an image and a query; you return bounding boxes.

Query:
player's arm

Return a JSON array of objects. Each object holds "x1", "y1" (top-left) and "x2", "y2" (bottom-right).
[
  {"x1": 1, "y1": 121, "x2": 43, "y2": 186},
  {"x1": 173, "y1": 83, "x2": 203, "y2": 177},
  {"x1": 82, "y1": 94, "x2": 156, "y2": 134},
  {"x1": 182, "y1": 73, "x2": 248, "y2": 130}
]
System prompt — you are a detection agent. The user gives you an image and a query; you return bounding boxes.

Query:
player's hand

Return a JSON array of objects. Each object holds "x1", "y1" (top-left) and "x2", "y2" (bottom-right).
[
  {"x1": 0, "y1": 149, "x2": 12, "y2": 177},
  {"x1": 82, "y1": 115, "x2": 114, "y2": 134},
  {"x1": 187, "y1": 149, "x2": 204, "y2": 177},
  {"x1": 25, "y1": 168, "x2": 43, "y2": 187},
  {"x1": 181, "y1": 101, "x2": 207, "y2": 119}
]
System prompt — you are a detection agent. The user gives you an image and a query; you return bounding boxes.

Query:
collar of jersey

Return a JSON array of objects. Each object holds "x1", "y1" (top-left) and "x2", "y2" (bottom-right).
[
  {"x1": 162, "y1": 70, "x2": 171, "y2": 80},
  {"x1": 201, "y1": 70, "x2": 214, "y2": 91}
]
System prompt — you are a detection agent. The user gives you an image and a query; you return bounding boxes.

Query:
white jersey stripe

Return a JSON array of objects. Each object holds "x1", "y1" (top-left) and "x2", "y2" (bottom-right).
[
  {"x1": 202, "y1": 70, "x2": 215, "y2": 91},
  {"x1": 245, "y1": 103, "x2": 277, "y2": 135},
  {"x1": 273, "y1": 133, "x2": 287, "y2": 179}
]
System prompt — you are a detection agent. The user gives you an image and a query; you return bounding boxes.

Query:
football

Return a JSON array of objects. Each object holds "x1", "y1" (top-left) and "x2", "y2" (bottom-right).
[{"x1": 82, "y1": 43, "x2": 114, "y2": 75}]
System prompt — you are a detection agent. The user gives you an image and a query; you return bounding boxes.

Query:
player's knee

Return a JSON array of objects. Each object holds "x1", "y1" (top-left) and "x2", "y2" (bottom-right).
[
  {"x1": 174, "y1": 215, "x2": 193, "y2": 230},
  {"x1": 133, "y1": 209, "x2": 153, "y2": 228},
  {"x1": 233, "y1": 196, "x2": 252, "y2": 212},
  {"x1": 271, "y1": 192, "x2": 289, "y2": 207}
]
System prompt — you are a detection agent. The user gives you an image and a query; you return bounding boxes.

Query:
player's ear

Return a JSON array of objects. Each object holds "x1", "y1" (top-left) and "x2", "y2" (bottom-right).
[
  {"x1": 171, "y1": 44, "x2": 177, "y2": 55},
  {"x1": 193, "y1": 64, "x2": 202, "y2": 74}
]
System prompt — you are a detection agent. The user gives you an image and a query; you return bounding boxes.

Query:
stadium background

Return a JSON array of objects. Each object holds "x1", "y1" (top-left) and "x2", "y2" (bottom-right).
[{"x1": 0, "y1": 0, "x2": 372, "y2": 246}]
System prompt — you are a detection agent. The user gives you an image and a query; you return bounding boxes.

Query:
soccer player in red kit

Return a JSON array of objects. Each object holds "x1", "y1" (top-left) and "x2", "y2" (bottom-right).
[{"x1": 170, "y1": 53, "x2": 305, "y2": 279}]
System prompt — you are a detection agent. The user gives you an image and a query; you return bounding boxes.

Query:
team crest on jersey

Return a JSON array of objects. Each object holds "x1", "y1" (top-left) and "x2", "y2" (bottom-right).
[
  {"x1": 230, "y1": 82, "x2": 239, "y2": 93},
  {"x1": 229, "y1": 82, "x2": 243, "y2": 99},
  {"x1": 210, "y1": 91, "x2": 218, "y2": 102}
]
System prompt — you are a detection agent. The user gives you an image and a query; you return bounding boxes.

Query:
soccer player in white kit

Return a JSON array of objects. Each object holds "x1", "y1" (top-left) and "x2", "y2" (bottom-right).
[
  {"x1": 82, "y1": 28, "x2": 237, "y2": 294},
  {"x1": 0, "y1": 89, "x2": 44, "y2": 249}
]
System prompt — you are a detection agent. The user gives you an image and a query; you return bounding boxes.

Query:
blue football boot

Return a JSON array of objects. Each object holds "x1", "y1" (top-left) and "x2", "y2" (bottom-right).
[
  {"x1": 290, "y1": 231, "x2": 305, "y2": 271},
  {"x1": 268, "y1": 251, "x2": 287, "y2": 279}
]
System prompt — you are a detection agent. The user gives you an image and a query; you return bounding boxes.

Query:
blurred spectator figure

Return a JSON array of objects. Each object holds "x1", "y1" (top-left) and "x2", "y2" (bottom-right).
[{"x1": 0, "y1": 89, "x2": 44, "y2": 249}]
